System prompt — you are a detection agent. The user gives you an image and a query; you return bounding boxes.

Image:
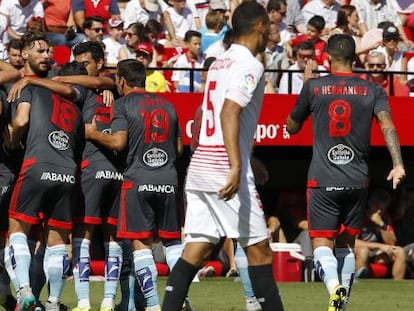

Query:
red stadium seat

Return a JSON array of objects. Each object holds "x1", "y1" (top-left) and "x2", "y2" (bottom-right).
[{"x1": 52, "y1": 45, "x2": 71, "y2": 65}]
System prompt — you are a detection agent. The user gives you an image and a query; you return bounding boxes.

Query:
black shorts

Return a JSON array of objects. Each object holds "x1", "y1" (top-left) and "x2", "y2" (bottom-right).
[
  {"x1": 307, "y1": 187, "x2": 368, "y2": 238},
  {"x1": 0, "y1": 170, "x2": 15, "y2": 236},
  {"x1": 74, "y1": 160, "x2": 122, "y2": 225},
  {"x1": 117, "y1": 181, "x2": 181, "y2": 240},
  {"x1": 9, "y1": 158, "x2": 77, "y2": 230}
]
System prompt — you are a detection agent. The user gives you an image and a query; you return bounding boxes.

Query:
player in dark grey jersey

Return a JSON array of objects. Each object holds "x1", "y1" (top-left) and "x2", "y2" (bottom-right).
[
  {"x1": 86, "y1": 59, "x2": 184, "y2": 311},
  {"x1": 287, "y1": 34, "x2": 405, "y2": 311},
  {"x1": 3, "y1": 61, "x2": 86, "y2": 311},
  {"x1": 0, "y1": 62, "x2": 26, "y2": 311}
]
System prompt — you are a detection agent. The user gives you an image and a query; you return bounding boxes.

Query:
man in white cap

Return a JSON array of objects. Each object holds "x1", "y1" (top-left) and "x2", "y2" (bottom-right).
[{"x1": 102, "y1": 17, "x2": 125, "y2": 67}]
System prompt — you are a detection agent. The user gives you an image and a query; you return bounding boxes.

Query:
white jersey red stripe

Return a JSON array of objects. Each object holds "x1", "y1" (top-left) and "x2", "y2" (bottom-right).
[{"x1": 185, "y1": 44, "x2": 265, "y2": 192}]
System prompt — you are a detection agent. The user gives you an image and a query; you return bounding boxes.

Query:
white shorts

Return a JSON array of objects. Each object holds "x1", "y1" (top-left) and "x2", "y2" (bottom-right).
[{"x1": 184, "y1": 189, "x2": 268, "y2": 248}]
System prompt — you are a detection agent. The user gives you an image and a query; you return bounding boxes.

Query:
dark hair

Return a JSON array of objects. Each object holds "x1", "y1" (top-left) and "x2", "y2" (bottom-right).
[
  {"x1": 83, "y1": 16, "x2": 104, "y2": 30},
  {"x1": 326, "y1": 34, "x2": 356, "y2": 63},
  {"x1": 6, "y1": 38, "x2": 21, "y2": 52},
  {"x1": 145, "y1": 20, "x2": 163, "y2": 36},
  {"x1": 58, "y1": 61, "x2": 88, "y2": 76},
  {"x1": 336, "y1": 5, "x2": 356, "y2": 33},
  {"x1": 127, "y1": 22, "x2": 146, "y2": 41},
  {"x1": 232, "y1": 1, "x2": 269, "y2": 38},
  {"x1": 20, "y1": 31, "x2": 50, "y2": 50},
  {"x1": 117, "y1": 59, "x2": 146, "y2": 88},
  {"x1": 266, "y1": 0, "x2": 286, "y2": 13},
  {"x1": 308, "y1": 15, "x2": 325, "y2": 32},
  {"x1": 297, "y1": 40, "x2": 315, "y2": 52},
  {"x1": 184, "y1": 30, "x2": 201, "y2": 42},
  {"x1": 73, "y1": 41, "x2": 105, "y2": 62}
]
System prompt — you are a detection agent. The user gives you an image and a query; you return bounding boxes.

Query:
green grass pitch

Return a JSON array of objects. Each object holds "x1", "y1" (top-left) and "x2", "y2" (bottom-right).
[{"x1": 21, "y1": 277, "x2": 414, "y2": 311}]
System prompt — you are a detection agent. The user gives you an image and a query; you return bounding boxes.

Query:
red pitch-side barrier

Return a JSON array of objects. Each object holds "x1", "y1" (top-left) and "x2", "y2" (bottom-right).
[{"x1": 161, "y1": 93, "x2": 414, "y2": 147}]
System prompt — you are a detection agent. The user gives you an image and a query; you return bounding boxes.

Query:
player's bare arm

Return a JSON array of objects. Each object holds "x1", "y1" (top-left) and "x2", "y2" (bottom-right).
[
  {"x1": 219, "y1": 99, "x2": 242, "y2": 201},
  {"x1": 8, "y1": 101, "x2": 30, "y2": 149},
  {"x1": 85, "y1": 116, "x2": 127, "y2": 151},
  {"x1": 52, "y1": 75, "x2": 115, "y2": 91},
  {"x1": 7, "y1": 77, "x2": 78, "y2": 102},
  {"x1": 286, "y1": 115, "x2": 303, "y2": 134},
  {"x1": 376, "y1": 110, "x2": 405, "y2": 189},
  {"x1": 0, "y1": 60, "x2": 22, "y2": 84}
]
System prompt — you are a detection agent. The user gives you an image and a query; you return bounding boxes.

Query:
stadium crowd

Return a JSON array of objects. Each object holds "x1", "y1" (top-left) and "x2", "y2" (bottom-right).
[
  {"x1": 0, "y1": 0, "x2": 414, "y2": 311},
  {"x1": 0, "y1": 0, "x2": 413, "y2": 93}
]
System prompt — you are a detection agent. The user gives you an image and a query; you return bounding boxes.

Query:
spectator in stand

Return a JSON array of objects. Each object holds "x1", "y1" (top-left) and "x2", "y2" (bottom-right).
[
  {"x1": 144, "y1": 20, "x2": 166, "y2": 66},
  {"x1": 264, "y1": 21, "x2": 289, "y2": 91},
  {"x1": 0, "y1": 0, "x2": 44, "y2": 42},
  {"x1": 203, "y1": 27, "x2": 233, "y2": 58},
  {"x1": 350, "y1": 0, "x2": 414, "y2": 49},
  {"x1": 43, "y1": 0, "x2": 85, "y2": 48},
  {"x1": 172, "y1": 30, "x2": 203, "y2": 92},
  {"x1": 200, "y1": 10, "x2": 225, "y2": 54},
  {"x1": 279, "y1": 40, "x2": 327, "y2": 94},
  {"x1": 267, "y1": 0, "x2": 294, "y2": 47},
  {"x1": 376, "y1": 25, "x2": 409, "y2": 86},
  {"x1": 72, "y1": 0, "x2": 121, "y2": 31},
  {"x1": 102, "y1": 17, "x2": 125, "y2": 67},
  {"x1": 135, "y1": 42, "x2": 169, "y2": 92},
  {"x1": 302, "y1": 0, "x2": 341, "y2": 37},
  {"x1": 285, "y1": 15, "x2": 328, "y2": 67},
  {"x1": 165, "y1": 0, "x2": 198, "y2": 46},
  {"x1": 355, "y1": 188, "x2": 406, "y2": 280},
  {"x1": 0, "y1": 14, "x2": 7, "y2": 60},
  {"x1": 123, "y1": 0, "x2": 164, "y2": 28},
  {"x1": 83, "y1": 16, "x2": 105, "y2": 42},
  {"x1": 361, "y1": 50, "x2": 409, "y2": 96},
  {"x1": 119, "y1": 22, "x2": 146, "y2": 60},
  {"x1": 284, "y1": 0, "x2": 306, "y2": 35},
  {"x1": 6, "y1": 39, "x2": 24, "y2": 69},
  {"x1": 390, "y1": 0, "x2": 414, "y2": 43}
]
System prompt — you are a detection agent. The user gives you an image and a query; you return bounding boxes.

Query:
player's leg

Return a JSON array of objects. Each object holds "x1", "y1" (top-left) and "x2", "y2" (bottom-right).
[
  {"x1": 44, "y1": 226, "x2": 71, "y2": 311},
  {"x1": 162, "y1": 240, "x2": 215, "y2": 311},
  {"x1": 243, "y1": 238, "x2": 284, "y2": 311},
  {"x1": 7, "y1": 218, "x2": 35, "y2": 311},
  {"x1": 72, "y1": 223, "x2": 94, "y2": 311},
  {"x1": 234, "y1": 242, "x2": 261, "y2": 311},
  {"x1": 100, "y1": 223, "x2": 122, "y2": 311},
  {"x1": 117, "y1": 240, "x2": 136, "y2": 311}
]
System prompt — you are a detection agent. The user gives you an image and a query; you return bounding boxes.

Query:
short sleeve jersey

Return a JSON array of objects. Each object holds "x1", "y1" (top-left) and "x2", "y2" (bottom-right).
[
  {"x1": 81, "y1": 89, "x2": 120, "y2": 167},
  {"x1": 111, "y1": 91, "x2": 181, "y2": 185},
  {"x1": 16, "y1": 85, "x2": 85, "y2": 168},
  {"x1": 185, "y1": 44, "x2": 265, "y2": 193},
  {"x1": 289, "y1": 73, "x2": 390, "y2": 188}
]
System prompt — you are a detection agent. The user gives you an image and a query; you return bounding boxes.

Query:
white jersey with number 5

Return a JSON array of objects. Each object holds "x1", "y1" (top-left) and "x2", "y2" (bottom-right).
[{"x1": 186, "y1": 44, "x2": 265, "y2": 193}]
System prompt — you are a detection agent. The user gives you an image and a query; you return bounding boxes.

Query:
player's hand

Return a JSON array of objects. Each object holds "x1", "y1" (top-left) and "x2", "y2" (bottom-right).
[
  {"x1": 218, "y1": 168, "x2": 240, "y2": 201},
  {"x1": 101, "y1": 90, "x2": 114, "y2": 107},
  {"x1": 84, "y1": 116, "x2": 97, "y2": 140},
  {"x1": 387, "y1": 164, "x2": 405, "y2": 189},
  {"x1": 369, "y1": 210, "x2": 383, "y2": 226},
  {"x1": 7, "y1": 77, "x2": 31, "y2": 102}
]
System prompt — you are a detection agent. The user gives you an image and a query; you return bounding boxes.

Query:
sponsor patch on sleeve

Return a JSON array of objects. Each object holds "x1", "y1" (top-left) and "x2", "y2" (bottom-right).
[{"x1": 240, "y1": 73, "x2": 257, "y2": 93}]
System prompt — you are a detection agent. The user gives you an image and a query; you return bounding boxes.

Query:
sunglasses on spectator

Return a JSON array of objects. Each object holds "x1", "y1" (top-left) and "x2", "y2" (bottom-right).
[
  {"x1": 91, "y1": 27, "x2": 104, "y2": 33},
  {"x1": 384, "y1": 37, "x2": 399, "y2": 42},
  {"x1": 368, "y1": 63, "x2": 385, "y2": 68},
  {"x1": 298, "y1": 53, "x2": 314, "y2": 60}
]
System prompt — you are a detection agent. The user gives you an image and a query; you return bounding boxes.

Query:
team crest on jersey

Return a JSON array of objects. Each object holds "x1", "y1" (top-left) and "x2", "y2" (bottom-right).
[
  {"x1": 240, "y1": 74, "x2": 256, "y2": 93},
  {"x1": 327, "y1": 144, "x2": 354, "y2": 165},
  {"x1": 48, "y1": 130, "x2": 69, "y2": 150},
  {"x1": 143, "y1": 147, "x2": 168, "y2": 167}
]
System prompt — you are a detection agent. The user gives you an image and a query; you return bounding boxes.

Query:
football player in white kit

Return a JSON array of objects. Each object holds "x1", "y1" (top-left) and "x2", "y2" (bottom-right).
[{"x1": 162, "y1": 2, "x2": 284, "y2": 310}]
